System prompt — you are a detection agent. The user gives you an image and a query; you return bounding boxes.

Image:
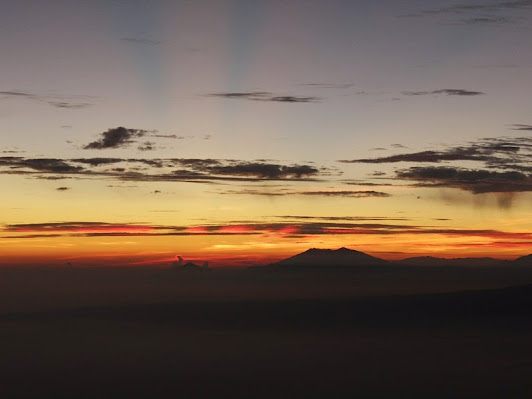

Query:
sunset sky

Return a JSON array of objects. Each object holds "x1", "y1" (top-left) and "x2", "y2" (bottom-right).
[{"x1": 1, "y1": 0, "x2": 531, "y2": 267}]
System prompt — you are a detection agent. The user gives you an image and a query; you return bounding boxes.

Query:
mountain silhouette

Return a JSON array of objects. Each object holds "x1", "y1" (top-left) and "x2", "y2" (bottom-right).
[
  {"x1": 397, "y1": 256, "x2": 507, "y2": 267},
  {"x1": 399, "y1": 254, "x2": 532, "y2": 267},
  {"x1": 261, "y1": 247, "x2": 389, "y2": 270},
  {"x1": 257, "y1": 249, "x2": 532, "y2": 271},
  {"x1": 513, "y1": 254, "x2": 532, "y2": 266},
  {"x1": 173, "y1": 261, "x2": 211, "y2": 271}
]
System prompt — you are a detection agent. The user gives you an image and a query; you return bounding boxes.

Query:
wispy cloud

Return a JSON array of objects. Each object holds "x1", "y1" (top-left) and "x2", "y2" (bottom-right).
[
  {"x1": 208, "y1": 92, "x2": 320, "y2": 103},
  {"x1": 341, "y1": 136, "x2": 530, "y2": 166},
  {"x1": 48, "y1": 101, "x2": 91, "y2": 109},
  {"x1": 151, "y1": 134, "x2": 186, "y2": 139},
  {"x1": 219, "y1": 189, "x2": 391, "y2": 198},
  {"x1": 512, "y1": 124, "x2": 532, "y2": 131},
  {"x1": 402, "y1": 89, "x2": 484, "y2": 96},
  {"x1": 137, "y1": 141, "x2": 156, "y2": 151},
  {"x1": 274, "y1": 215, "x2": 412, "y2": 222},
  {"x1": 0, "y1": 157, "x2": 83, "y2": 173},
  {"x1": 297, "y1": 83, "x2": 355, "y2": 89},
  {"x1": 420, "y1": 1, "x2": 532, "y2": 15},
  {"x1": 340, "y1": 143, "x2": 519, "y2": 164},
  {"x1": 2, "y1": 222, "x2": 158, "y2": 234},
  {"x1": 205, "y1": 163, "x2": 319, "y2": 179},
  {"x1": 0, "y1": 90, "x2": 34, "y2": 98},
  {"x1": 1, "y1": 90, "x2": 94, "y2": 109},
  {"x1": 70, "y1": 158, "x2": 123, "y2": 166},
  {"x1": 402, "y1": 1, "x2": 532, "y2": 24},
  {"x1": 461, "y1": 16, "x2": 512, "y2": 24}
]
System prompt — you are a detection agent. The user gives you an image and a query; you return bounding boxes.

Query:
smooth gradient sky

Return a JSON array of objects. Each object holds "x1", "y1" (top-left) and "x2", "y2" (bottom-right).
[{"x1": 1, "y1": 0, "x2": 531, "y2": 267}]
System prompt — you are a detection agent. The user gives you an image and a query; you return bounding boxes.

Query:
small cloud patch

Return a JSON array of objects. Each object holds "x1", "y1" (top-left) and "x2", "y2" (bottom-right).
[{"x1": 84, "y1": 127, "x2": 150, "y2": 150}]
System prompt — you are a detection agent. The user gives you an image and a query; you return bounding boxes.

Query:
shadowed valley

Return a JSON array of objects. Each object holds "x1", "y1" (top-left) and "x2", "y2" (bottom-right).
[{"x1": 1, "y1": 248, "x2": 532, "y2": 398}]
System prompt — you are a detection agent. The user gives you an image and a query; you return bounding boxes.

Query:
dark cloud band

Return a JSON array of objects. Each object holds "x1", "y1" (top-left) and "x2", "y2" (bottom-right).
[
  {"x1": 0, "y1": 156, "x2": 323, "y2": 183},
  {"x1": 3, "y1": 221, "x2": 531, "y2": 242}
]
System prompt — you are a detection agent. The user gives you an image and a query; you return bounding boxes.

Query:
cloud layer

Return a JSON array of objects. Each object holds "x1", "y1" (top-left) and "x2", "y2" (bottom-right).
[
  {"x1": 341, "y1": 137, "x2": 532, "y2": 194},
  {"x1": 396, "y1": 166, "x2": 532, "y2": 193},
  {"x1": 0, "y1": 156, "x2": 323, "y2": 183},
  {"x1": 3, "y1": 221, "x2": 531, "y2": 244}
]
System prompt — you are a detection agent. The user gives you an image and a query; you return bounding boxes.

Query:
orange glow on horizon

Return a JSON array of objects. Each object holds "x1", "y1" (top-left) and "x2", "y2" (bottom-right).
[{"x1": 1, "y1": 220, "x2": 531, "y2": 267}]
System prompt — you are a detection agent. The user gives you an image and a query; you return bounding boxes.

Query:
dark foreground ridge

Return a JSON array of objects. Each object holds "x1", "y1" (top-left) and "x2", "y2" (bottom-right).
[
  {"x1": 397, "y1": 256, "x2": 507, "y2": 267},
  {"x1": 3, "y1": 284, "x2": 532, "y2": 329},
  {"x1": 1, "y1": 284, "x2": 532, "y2": 398},
  {"x1": 514, "y1": 253, "x2": 532, "y2": 265}
]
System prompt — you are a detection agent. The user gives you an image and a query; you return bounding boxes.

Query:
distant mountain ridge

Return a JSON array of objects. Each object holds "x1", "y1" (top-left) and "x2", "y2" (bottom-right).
[
  {"x1": 514, "y1": 254, "x2": 532, "y2": 265},
  {"x1": 172, "y1": 257, "x2": 211, "y2": 271},
  {"x1": 256, "y1": 248, "x2": 531, "y2": 270},
  {"x1": 261, "y1": 247, "x2": 389, "y2": 270},
  {"x1": 397, "y1": 256, "x2": 508, "y2": 267}
]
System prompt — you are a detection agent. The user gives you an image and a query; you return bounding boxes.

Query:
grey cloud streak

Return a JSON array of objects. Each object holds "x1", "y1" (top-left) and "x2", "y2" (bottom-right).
[
  {"x1": 297, "y1": 83, "x2": 355, "y2": 89},
  {"x1": 513, "y1": 124, "x2": 532, "y2": 131},
  {"x1": 219, "y1": 189, "x2": 391, "y2": 198},
  {"x1": 1, "y1": 90, "x2": 94, "y2": 109},
  {"x1": 49, "y1": 102, "x2": 91, "y2": 109},
  {"x1": 421, "y1": 1, "x2": 532, "y2": 15},
  {"x1": 206, "y1": 163, "x2": 319, "y2": 179},
  {"x1": 402, "y1": 1, "x2": 532, "y2": 22},
  {"x1": 208, "y1": 92, "x2": 320, "y2": 103},
  {"x1": 402, "y1": 89, "x2": 484, "y2": 96},
  {"x1": 340, "y1": 137, "x2": 529, "y2": 165}
]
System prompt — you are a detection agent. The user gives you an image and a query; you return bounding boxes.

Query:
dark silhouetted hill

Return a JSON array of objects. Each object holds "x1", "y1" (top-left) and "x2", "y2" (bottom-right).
[
  {"x1": 1, "y1": 284, "x2": 532, "y2": 399},
  {"x1": 258, "y1": 247, "x2": 389, "y2": 270},
  {"x1": 513, "y1": 254, "x2": 532, "y2": 266},
  {"x1": 256, "y1": 249, "x2": 532, "y2": 271},
  {"x1": 397, "y1": 256, "x2": 508, "y2": 267},
  {"x1": 174, "y1": 262, "x2": 211, "y2": 271},
  {"x1": 398, "y1": 254, "x2": 532, "y2": 267}
]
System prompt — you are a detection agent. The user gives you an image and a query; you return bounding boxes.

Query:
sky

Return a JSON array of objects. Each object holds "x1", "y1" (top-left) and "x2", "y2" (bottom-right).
[{"x1": 1, "y1": 0, "x2": 532, "y2": 267}]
